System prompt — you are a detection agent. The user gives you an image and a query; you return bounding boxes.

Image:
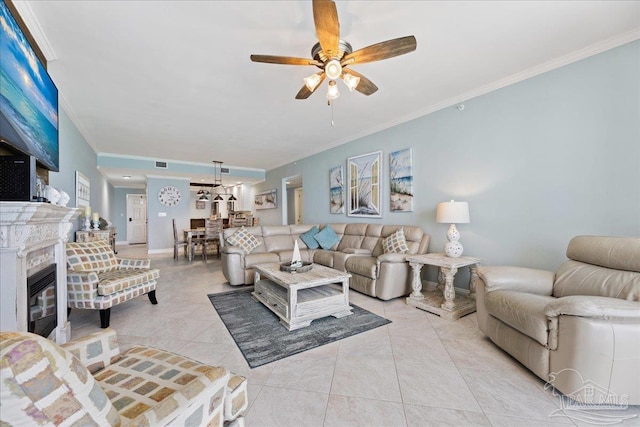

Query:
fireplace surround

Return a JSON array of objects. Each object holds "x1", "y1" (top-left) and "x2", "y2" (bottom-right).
[{"x1": 0, "y1": 202, "x2": 80, "y2": 343}]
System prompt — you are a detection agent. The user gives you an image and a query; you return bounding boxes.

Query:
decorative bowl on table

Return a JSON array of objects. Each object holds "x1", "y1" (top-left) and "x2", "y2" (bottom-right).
[{"x1": 280, "y1": 262, "x2": 313, "y2": 273}]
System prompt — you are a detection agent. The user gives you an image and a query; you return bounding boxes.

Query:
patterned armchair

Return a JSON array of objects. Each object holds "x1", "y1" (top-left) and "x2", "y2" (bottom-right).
[
  {"x1": 66, "y1": 240, "x2": 160, "y2": 328},
  {"x1": 0, "y1": 328, "x2": 248, "y2": 426}
]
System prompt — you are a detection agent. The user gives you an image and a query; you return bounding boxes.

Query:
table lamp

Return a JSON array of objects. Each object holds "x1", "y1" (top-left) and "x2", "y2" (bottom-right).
[{"x1": 436, "y1": 200, "x2": 470, "y2": 258}]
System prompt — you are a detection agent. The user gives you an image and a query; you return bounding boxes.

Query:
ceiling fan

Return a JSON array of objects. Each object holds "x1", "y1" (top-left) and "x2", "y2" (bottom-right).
[{"x1": 250, "y1": 0, "x2": 417, "y2": 101}]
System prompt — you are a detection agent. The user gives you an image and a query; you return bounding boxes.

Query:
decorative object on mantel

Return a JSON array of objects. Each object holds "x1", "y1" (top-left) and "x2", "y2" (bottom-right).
[
  {"x1": 44, "y1": 185, "x2": 60, "y2": 205},
  {"x1": 389, "y1": 148, "x2": 413, "y2": 212},
  {"x1": 436, "y1": 200, "x2": 470, "y2": 258},
  {"x1": 57, "y1": 189, "x2": 70, "y2": 206}
]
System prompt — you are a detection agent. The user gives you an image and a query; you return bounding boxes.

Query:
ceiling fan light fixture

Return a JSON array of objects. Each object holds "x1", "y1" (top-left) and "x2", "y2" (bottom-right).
[
  {"x1": 327, "y1": 80, "x2": 340, "y2": 100},
  {"x1": 325, "y1": 59, "x2": 342, "y2": 80},
  {"x1": 304, "y1": 72, "x2": 323, "y2": 92},
  {"x1": 342, "y1": 73, "x2": 360, "y2": 92}
]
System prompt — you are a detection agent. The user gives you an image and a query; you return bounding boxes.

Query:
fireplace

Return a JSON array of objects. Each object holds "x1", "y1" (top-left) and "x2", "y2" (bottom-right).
[
  {"x1": 1, "y1": 202, "x2": 80, "y2": 344},
  {"x1": 28, "y1": 263, "x2": 57, "y2": 338}
]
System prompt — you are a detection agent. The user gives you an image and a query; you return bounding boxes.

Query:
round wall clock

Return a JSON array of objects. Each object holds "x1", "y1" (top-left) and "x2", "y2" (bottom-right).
[{"x1": 158, "y1": 186, "x2": 182, "y2": 207}]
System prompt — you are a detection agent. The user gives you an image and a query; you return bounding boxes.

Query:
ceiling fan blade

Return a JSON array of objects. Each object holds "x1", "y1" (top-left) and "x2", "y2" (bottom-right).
[
  {"x1": 341, "y1": 36, "x2": 417, "y2": 65},
  {"x1": 250, "y1": 55, "x2": 321, "y2": 66},
  {"x1": 343, "y1": 69, "x2": 378, "y2": 96},
  {"x1": 313, "y1": 0, "x2": 340, "y2": 58},
  {"x1": 295, "y1": 73, "x2": 326, "y2": 99}
]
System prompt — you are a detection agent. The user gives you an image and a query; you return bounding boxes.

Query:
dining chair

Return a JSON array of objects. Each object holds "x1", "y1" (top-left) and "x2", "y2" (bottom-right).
[
  {"x1": 202, "y1": 218, "x2": 223, "y2": 262},
  {"x1": 172, "y1": 218, "x2": 190, "y2": 260}
]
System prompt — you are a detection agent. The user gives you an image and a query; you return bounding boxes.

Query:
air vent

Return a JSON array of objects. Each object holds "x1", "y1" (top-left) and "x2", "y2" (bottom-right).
[
  {"x1": 221, "y1": 167, "x2": 230, "y2": 174},
  {"x1": 155, "y1": 161, "x2": 168, "y2": 169}
]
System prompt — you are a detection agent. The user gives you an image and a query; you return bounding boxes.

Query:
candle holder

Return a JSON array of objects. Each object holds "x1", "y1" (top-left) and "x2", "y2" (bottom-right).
[
  {"x1": 83, "y1": 216, "x2": 92, "y2": 231},
  {"x1": 92, "y1": 219, "x2": 100, "y2": 231}
]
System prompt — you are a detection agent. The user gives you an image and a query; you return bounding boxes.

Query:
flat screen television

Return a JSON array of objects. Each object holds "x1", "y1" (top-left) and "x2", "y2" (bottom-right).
[{"x1": 0, "y1": 0, "x2": 59, "y2": 171}]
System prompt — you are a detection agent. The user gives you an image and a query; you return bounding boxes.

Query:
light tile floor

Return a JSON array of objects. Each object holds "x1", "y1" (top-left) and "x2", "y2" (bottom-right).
[{"x1": 69, "y1": 245, "x2": 640, "y2": 427}]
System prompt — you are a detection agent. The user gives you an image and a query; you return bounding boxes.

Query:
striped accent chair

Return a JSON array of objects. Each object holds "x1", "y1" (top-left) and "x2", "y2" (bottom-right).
[
  {"x1": 0, "y1": 328, "x2": 248, "y2": 426},
  {"x1": 66, "y1": 240, "x2": 160, "y2": 328}
]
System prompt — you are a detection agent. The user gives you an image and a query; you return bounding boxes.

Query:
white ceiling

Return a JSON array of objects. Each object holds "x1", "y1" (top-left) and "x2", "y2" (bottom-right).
[{"x1": 15, "y1": 1, "x2": 640, "y2": 187}]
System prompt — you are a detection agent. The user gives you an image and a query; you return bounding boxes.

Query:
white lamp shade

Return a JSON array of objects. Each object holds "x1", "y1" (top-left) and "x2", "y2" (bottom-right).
[{"x1": 436, "y1": 201, "x2": 470, "y2": 224}]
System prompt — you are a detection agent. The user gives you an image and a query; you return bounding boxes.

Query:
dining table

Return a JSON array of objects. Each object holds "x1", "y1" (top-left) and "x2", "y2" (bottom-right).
[{"x1": 183, "y1": 228, "x2": 205, "y2": 261}]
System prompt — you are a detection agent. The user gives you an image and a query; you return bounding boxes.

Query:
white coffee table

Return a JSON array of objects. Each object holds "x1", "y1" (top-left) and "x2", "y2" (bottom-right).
[{"x1": 252, "y1": 263, "x2": 353, "y2": 331}]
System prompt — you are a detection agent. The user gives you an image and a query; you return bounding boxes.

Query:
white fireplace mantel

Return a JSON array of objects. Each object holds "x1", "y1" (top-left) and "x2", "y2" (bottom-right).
[{"x1": 0, "y1": 202, "x2": 80, "y2": 343}]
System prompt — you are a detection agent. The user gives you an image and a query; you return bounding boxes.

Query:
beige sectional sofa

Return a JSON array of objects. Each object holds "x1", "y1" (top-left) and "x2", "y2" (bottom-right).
[
  {"x1": 476, "y1": 236, "x2": 640, "y2": 404},
  {"x1": 221, "y1": 223, "x2": 430, "y2": 300}
]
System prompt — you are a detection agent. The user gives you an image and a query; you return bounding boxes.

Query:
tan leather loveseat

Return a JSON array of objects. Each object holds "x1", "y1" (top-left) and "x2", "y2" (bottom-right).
[
  {"x1": 476, "y1": 236, "x2": 640, "y2": 404},
  {"x1": 221, "y1": 224, "x2": 430, "y2": 300}
]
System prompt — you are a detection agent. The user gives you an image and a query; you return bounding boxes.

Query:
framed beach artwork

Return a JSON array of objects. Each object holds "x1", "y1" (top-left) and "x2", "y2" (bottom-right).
[
  {"x1": 347, "y1": 151, "x2": 382, "y2": 218},
  {"x1": 389, "y1": 148, "x2": 413, "y2": 212},
  {"x1": 75, "y1": 171, "x2": 90, "y2": 208},
  {"x1": 254, "y1": 189, "x2": 277, "y2": 210},
  {"x1": 329, "y1": 165, "x2": 344, "y2": 214}
]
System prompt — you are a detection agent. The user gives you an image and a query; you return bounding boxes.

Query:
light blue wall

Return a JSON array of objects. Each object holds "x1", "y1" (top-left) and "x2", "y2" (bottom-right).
[
  {"x1": 113, "y1": 188, "x2": 145, "y2": 242},
  {"x1": 48, "y1": 109, "x2": 114, "y2": 235},
  {"x1": 258, "y1": 41, "x2": 640, "y2": 286},
  {"x1": 146, "y1": 177, "x2": 191, "y2": 251}
]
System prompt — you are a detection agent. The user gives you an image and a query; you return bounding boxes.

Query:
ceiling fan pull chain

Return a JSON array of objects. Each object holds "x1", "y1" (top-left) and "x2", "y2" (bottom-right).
[{"x1": 330, "y1": 100, "x2": 335, "y2": 127}]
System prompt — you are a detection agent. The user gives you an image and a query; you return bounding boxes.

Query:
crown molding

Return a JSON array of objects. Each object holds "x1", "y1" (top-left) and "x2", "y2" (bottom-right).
[
  {"x1": 97, "y1": 152, "x2": 266, "y2": 173},
  {"x1": 10, "y1": 1, "x2": 57, "y2": 61}
]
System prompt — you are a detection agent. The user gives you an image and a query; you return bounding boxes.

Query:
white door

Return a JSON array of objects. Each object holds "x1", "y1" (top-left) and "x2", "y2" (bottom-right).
[
  {"x1": 126, "y1": 194, "x2": 147, "y2": 244},
  {"x1": 294, "y1": 188, "x2": 303, "y2": 224}
]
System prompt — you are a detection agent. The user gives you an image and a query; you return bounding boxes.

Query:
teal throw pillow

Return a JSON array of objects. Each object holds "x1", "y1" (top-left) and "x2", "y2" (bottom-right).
[
  {"x1": 314, "y1": 226, "x2": 340, "y2": 250},
  {"x1": 300, "y1": 226, "x2": 320, "y2": 249}
]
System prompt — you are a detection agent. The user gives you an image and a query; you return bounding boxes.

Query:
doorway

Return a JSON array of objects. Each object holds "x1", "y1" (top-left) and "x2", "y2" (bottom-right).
[
  {"x1": 282, "y1": 174, "x2": 303, "y2": 225},
  {"x1": 126, "y1": 194, "x2": 147, "y2": 244}
]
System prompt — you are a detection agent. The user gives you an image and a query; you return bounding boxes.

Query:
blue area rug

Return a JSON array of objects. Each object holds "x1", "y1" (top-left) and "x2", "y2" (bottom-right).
[{"x1": 208, "y1": 287, "x2": 391, "y2": 368}]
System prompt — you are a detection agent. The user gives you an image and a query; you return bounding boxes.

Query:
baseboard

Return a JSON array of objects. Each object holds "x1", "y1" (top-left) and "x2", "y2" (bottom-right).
[{"x1": 147, "y1": 248, "x2": 173, "y2": 255}]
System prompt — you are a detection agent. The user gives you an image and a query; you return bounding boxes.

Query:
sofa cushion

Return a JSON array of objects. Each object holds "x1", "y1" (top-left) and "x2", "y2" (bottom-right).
[
  {"x1": 276, "y1": 249, "x2": 313, "y2": 264},
  {"x1": 94, "y1": 345, "x2": 230, "y2": 426},
  {"x1": 300, "y1": 226, "x2": 320, "y2": 249},
  {"x1": 484, "y1": 290, "x2": 555, "y2": 346},
  {"x1": 226, "y1": 227, "x2": 261, "y2": 254},
  {"x1": 97, "y1": 268, "x2": 160, "y2": 296},
  {"x1": 243, "y1": 252, "x2": 280, "y2": 268},
  {"x1": 382, "y1": 228, "x2": 409, "y2": 254},
  {"x1": 67, "y1": 241, "x2": 119, "y2": 274},
  {"x1": 345, "y1": 256, "x2": 377, "y2": 280},
  {"x1": 314, "y1": 226, "x2": 341, "y2": 250},
  {"x1": 566, "y1": 235, "x2": 640, "y2": 272},
  {"x1": 313, "y1": 250, "x2": 335, "y2": 268},
  {"x1": 0, "y1": 331, "x2": 121, "y2": 426},
  {"x1": 553, "y1": 260, "x2": 640, "y2": 301}
]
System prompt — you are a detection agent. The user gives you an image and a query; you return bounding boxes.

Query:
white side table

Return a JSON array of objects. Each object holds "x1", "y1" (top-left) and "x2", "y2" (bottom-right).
[{"x1": 406, "y1": 253, "x2": 482, "y2": 321}]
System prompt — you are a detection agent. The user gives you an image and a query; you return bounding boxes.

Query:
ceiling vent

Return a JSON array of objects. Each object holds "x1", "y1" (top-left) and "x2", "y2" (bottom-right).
[
  {"x1": 155, "y1": 161, "x2": 168, "y2": 169},
  {"x1": 221, "y1": 167, "x2": 230, "y2": 174}
]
